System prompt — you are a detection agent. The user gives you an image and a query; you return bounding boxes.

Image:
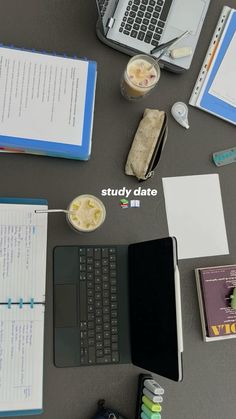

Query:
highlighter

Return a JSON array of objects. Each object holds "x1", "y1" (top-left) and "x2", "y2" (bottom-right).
[
  {"x1": 142, "y1": 396, "x2": 162, "y2": 412},
  {"x1": 141, "y1": 412, "x2": 150, "y2": 419},
  {"x1": 142, "y1": 403, "x2": 161, "y2": 419},
  {"x1": 143, "y1": 388, "x2": 163, "y2": 403},
  {"x1": 144, "y1": 379, "x2": 164, "y2": 395}
]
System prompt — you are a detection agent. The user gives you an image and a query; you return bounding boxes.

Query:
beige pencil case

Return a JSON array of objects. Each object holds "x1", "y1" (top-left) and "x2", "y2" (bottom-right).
[{"x1": 125, "y1": 109, "x2": 168, "y2": 181}]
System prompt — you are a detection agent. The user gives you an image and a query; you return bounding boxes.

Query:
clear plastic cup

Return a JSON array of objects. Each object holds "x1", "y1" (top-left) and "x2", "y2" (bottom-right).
[
  {"x1": 67, "y1": 194, "x2": 106, "y2": 233},
  {"x1": 120, "y1": 54, "x2": 161, "y2": 101}
]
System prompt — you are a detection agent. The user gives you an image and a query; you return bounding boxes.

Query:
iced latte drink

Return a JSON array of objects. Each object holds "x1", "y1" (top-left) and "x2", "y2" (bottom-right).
[
  {"x1": 67, "y1": 195, "x2": 106, "y2": 232},
  {"x1": 121, "y1": 54, "x2": 160, "y2": 100}
]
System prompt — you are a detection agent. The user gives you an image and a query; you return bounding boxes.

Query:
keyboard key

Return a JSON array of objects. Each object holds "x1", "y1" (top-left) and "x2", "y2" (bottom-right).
[
  {"x1": 137, "y1": 10, "x2": 144, "y2": 17},
  {"x1": 112, "y1": 343, "x2": 118, "y2": 350},
  {"x1": 112, "y1": 352, "x2": 119, "y2": 362},
  {"x1": 157, "y1": 20, "x2": 165, "y2": 28},
  {"x1": 153, "y1": 33, "x2": 161, "y2": 40},
  {"x1": 125, "y1": 24, "x2": 132, "y2": 31},
  {"x1": 149, "y1": 24, "x2": 155, "y2": 31},
  {"x1": 147, "y1": 6, "x2": 153, "y2": 12},
  {"x1": 151, "y1": 40, "x2": 159, "y2": 46},
  {"x1": 135, "y1": 17, "x2": 142, "y2": 23},
  {"x1": 104, "y1": 323, "x2": 110, "y2": 331},
  {"x1": 141, "y1": 24, "x2": 147, "y2": 31},
  {"x1": 124, "y1": 30, "x2": 130, "y2": 35},
  {"x1": 131, "y1": 5, "x2": 138, "y2": 11},
  {"x1": 140, "y1": 4, "x2": 146, "y2": 11},
  {"x1": 94, "y1": 248, "x2": 101, "y2": 259},
  {"x1": 145, "y1": 11, "x2": 151, "y2": 18},
  {"x1": 88, "y1": 347, "x2": 96, "y2": 364},
  {"x1": 102, "y1": 248, "x2": 108, "y2": 257},
  {"x1": 130, "y1": 11, "x2": 136, "y2": 18},
  {"x1": 96, "y1": 342, "x2": 103, "y2": 349},
  {"x1": 86, "y1": 248, "x2": 93, "y2": 257},
  {"x1": 153, "y1": 11, "x2": 159, "y2": 18},
  {"x1": 155, "y1": 27, "x2": 163, "y2": 34},
  {"x1": 131, "y1": 28, "x2": 141, "y2": 39}
]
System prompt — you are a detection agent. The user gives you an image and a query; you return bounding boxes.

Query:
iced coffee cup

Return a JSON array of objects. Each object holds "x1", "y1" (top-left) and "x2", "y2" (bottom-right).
[
  {"x1": 121, "y1": 54, "x2": 160, "y2": 101},
  {"x1": 67, "y1": 194, "x2": 106, "y2": 233}
]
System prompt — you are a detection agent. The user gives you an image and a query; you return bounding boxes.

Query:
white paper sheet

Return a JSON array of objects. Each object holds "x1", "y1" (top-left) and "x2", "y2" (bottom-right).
[
  {"x1": 162, "y1": 174, "x2": 229, "y2": 260},
  {"x1": 209, "y1": 32, "x2": 236, "y2": 107}
]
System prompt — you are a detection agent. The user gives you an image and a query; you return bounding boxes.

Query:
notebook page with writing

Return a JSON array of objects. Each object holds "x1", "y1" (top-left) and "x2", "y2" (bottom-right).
[
  {"x1": 0, "y1": 203, "x2": 47, "y2": 303},
  {"x1": 0, "y1": 305, "x2": 44, "y2": 413}
]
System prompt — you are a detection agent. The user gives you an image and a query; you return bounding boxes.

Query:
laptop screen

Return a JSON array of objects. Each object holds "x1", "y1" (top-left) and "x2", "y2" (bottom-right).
[{"x1": 128, "y1": 237, "x2": 183, "y2": 381}]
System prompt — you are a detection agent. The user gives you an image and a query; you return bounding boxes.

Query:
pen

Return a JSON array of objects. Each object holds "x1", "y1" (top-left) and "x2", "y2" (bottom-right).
[{"x1": 151, "y1": 30, "x2": 190, "y2": 55}]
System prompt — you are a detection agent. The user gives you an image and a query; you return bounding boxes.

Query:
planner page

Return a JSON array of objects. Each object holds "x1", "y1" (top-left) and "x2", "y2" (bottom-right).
[
  {"x1": 0, "y1": 203, "x2": 47, "y2": 302},
  {"x1": 0, "y1": 305, "x2": 44, "y2": 412}
]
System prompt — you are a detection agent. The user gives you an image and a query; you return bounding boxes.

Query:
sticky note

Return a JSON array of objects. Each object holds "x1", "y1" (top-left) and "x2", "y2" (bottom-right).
[
  {"x1": 142, "y1": 404, "x2": 161, "y2": 419},
  {"x1": 142, "y1": 396, "x2": 162, "y2": 412}
]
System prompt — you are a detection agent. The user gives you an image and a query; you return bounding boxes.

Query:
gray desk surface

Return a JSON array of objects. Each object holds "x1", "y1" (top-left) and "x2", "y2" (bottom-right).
[{"x1": 0, "y1": 1, "x2": 236, "y2": 418}]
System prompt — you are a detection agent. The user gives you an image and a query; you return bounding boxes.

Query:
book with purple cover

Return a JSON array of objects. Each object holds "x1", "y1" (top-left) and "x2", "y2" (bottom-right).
[{"x1": 195, "y1": 265, "x2": 236, "y2": 342}]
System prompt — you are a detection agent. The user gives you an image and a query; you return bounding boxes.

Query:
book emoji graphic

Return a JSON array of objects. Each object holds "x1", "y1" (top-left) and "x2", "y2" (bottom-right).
[{"x1": 120, "y1": 199, "x2": 129, "y2": 208}]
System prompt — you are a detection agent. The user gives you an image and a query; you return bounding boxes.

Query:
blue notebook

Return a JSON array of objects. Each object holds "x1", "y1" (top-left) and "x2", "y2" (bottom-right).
[
  {"x1": 189, "y1": 7, "x2": 236, "y2": 125},
  {"x1": 0, "y1": 45, "x2": 97, "y2": 160},
  {"x1": 0, "y1": 198, "x2": 48, "y2": 416}
]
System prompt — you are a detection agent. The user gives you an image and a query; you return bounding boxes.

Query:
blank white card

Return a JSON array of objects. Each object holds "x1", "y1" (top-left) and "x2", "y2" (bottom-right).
[{"x1": 162, "y1": 174, "x2": 229, "y2": 259}]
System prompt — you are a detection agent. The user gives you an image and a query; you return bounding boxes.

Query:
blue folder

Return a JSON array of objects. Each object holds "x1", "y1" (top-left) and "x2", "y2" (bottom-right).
[
  {"x1": 197, "y1": 10, "x2": 236, "y2": 125},
  {"x1": 0, "y1": 45, "x2": 97, "y2": 160}
]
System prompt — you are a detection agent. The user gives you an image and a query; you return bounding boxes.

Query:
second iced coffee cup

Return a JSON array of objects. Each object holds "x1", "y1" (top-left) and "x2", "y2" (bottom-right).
[{"x1": 121, "y1": 54, "x2": 160, "y2": 101}]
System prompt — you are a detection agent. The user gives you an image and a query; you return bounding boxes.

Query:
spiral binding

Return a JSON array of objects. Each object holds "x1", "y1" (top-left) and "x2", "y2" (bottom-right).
[{"x1": 6, "y1": 298, "x2": 35, "y2": 308}]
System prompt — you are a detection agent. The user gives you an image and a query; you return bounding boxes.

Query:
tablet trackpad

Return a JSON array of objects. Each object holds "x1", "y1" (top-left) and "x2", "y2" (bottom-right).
[{"x1": 54, "y1": 284, "x2": 77, "y2": 327}]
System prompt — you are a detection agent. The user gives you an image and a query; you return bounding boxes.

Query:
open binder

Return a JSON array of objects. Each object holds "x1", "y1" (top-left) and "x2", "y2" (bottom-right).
[
  {"x1": 0, "y1": 198, "x2": 48, "y2": 416},
  {"x1": 0, "y1": 45, "x2": 97, "y2": 160},
  {"x1": 189, "y1": 6, "x2": 236, "y2": 125}
]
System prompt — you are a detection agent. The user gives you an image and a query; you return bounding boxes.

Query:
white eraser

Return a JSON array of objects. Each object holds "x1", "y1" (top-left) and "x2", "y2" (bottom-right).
[
  {"x1": 143, "y1": 379, "x2": 164, "y2": 395},
  {"x1": 170, "y1": 47, "x2": 192, "y2": 59}
]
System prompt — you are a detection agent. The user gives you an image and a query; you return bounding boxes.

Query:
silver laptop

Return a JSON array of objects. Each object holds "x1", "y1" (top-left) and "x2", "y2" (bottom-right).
[{"x1": 96, "y1": 0, "x2": 211, "y2": 72}]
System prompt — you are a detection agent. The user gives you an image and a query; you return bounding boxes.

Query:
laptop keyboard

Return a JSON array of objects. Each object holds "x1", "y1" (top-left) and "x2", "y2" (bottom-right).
[
  {"x1": 119, "y1": 0, "x2": 173, "y2": 47},
  {"x1": 79, "y1": 246, "x2": 119, "y2": 365}
]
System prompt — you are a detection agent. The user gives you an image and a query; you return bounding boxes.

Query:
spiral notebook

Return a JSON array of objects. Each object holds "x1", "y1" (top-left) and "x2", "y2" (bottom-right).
[
  {"x1": 0, "y1": 198, "x2": 48, "y2": 416},
  {"x1": 0, "y1": 45, "x2": 97, "y2": 160}
]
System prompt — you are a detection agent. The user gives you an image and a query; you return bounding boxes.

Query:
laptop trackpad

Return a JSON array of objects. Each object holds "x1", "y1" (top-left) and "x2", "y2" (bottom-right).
[
  {"x1": 54, "y1": 284, "x2": 77, "y2": 327},
  {"x1": 167, "y1": 0, "x2": 206, "y2": 35}
]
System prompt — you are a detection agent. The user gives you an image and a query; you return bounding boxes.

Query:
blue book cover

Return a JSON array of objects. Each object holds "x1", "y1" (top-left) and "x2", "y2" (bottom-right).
[{"x1": 0, "y1": 45, "x2": 97, "y2": 160}]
